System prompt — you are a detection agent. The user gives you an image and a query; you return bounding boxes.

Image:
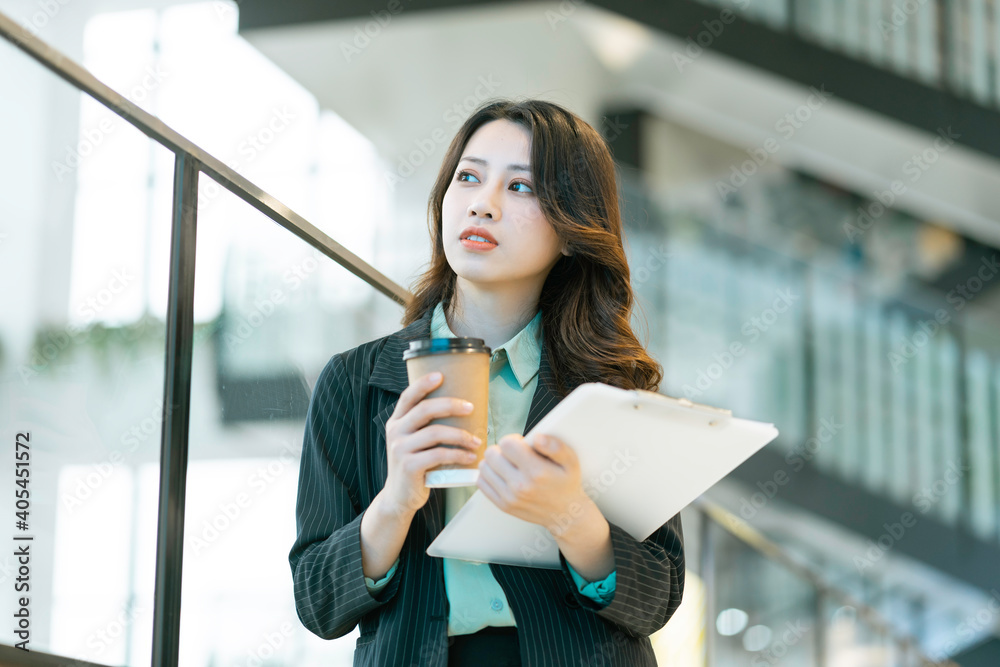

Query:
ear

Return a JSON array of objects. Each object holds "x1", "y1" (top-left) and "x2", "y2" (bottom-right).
[{"x1": 561, "y1": 244, "x2": 572, "y2": 257}]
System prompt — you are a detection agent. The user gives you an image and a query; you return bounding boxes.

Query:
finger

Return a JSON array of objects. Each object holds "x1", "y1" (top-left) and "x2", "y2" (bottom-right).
[
  {"x1": 477, "y1": 462, "x2": 513, "y2": 507},
  {"x1": 393, "y1": 371, "x2": 444, "y2": 421},
  {"x1": 410, "y1": 424, "x2": 482, "y2": 454},
  {"x1": 409, "y1": 443, "x2": 478, "y2": 474},
  {"x1": 483, "y1": 445, "x2": 521, "y2": 487},
  {"x1": 486, "y1": 443, "x2": 523, "y2": 483},
  {"x1": 476, "y1": 470, "x2": 501, "y2": 507},
  {"x1": 400, "y1": 396, "x2": 475, "y2": 434},
  {"x1": 498, "y1": 435, "x2": 549, "y2": 471},
  {"x1": 529, "y1": 434, "x2": 572, "y2": 468}
]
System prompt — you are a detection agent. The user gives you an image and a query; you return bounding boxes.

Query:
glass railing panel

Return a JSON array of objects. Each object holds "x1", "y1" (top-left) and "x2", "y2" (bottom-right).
[
  {"x1": 706, "y1": 520, "x2": 821, "y2": 666},
  {"x1": 823, "y1": 599, "x2": 877, "y2": 664},
  {"x1": 177, "y1": 180, "x2": 402, "y2": 666},
  {"x1": 0, "y1": 32, "x2": 174, "y2": 664},
  {"x1": 77, "y1": 2, "x2": 389, "y2": 261}
]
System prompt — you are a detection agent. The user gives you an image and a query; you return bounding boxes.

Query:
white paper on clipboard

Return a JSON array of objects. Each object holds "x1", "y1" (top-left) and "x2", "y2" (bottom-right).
[{"x1": 425, "y1": 382, "x2": 779, "y2": 569}]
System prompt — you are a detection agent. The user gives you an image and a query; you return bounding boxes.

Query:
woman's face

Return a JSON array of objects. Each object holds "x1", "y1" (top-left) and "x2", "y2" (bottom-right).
[{"x1": 441, "y1": 119, "x2": 569, "y2": 295}]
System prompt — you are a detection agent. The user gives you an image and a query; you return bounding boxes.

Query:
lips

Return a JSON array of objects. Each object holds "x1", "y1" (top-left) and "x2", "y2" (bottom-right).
[{"x1": 459, "y1": 226, "x2": 498, "y2": 246}]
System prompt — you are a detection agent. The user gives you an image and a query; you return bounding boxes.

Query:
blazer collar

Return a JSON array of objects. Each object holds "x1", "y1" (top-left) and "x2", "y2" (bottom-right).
[{"x1": 369, "y1": 305, "x2": 566, "y2": 543}]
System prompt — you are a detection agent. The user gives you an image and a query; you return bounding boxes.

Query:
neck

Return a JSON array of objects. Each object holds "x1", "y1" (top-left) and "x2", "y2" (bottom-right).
[{"x1": 446, "y1": 278, "x2": 540, "y2": 351}]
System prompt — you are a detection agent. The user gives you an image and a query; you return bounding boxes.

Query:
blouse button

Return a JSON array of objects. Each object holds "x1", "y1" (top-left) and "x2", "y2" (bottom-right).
[{"x1": 490, "y1": 598, "x2": 504, "y2": 612}]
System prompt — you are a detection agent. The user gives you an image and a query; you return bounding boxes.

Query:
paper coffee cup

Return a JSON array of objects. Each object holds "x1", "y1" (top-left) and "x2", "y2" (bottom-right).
[{"x1": 403, "y1": 337, "x2": 490, "y2": 487}]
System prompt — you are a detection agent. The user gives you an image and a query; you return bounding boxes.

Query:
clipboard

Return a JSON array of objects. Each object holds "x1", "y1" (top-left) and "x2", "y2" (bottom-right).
[{"x1": 425, "y1": 382, "x2": 779, "y2": 569}]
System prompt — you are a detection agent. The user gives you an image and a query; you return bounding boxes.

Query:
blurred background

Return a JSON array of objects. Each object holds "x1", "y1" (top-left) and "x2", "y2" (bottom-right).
[{"x1": 1, "y1": 0, "x2": 999, "y2": 664}]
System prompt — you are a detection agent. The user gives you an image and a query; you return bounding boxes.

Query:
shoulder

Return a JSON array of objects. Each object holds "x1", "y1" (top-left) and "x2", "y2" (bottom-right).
[
  {"x1": 315, "y1": 331, "x2": 393, "y2": 392},
  {"x1": 316, "y1": 312, "x2": 427, "y2": 388}
]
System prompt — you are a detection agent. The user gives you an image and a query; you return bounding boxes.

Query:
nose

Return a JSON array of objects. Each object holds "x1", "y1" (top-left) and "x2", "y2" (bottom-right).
[{"x1": 468, "y1": 183, "x2": 502, "y2": 220}]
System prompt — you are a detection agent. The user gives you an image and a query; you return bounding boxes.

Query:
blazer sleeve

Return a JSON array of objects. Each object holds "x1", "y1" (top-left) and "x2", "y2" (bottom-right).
[
  {"x1": 559, "y1": 512, "x2": 684, "y2": 637},
  {"x1": 289, "y1": 353, "x2": 404, "y2": 639}
]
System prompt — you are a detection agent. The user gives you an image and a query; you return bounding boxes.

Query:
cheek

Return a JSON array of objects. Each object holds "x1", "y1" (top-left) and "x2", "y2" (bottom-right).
[
  {"x1": 517, "y1": 216, "x2": 561, "y2": 255},
  {"x1": 441, "y1": 192, "x2": 459, "y2": 223}
]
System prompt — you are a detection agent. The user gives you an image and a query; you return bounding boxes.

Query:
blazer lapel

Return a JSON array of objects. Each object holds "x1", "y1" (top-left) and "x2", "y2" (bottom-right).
[{"x1": 368, "y1": 306, "x2": 567, "y2": 544}]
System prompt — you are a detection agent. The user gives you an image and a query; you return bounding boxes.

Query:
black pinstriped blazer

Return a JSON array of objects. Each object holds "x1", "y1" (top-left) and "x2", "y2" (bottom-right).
[{"x1": 289, "y1": 306, "x2": 685, "y2": 666}]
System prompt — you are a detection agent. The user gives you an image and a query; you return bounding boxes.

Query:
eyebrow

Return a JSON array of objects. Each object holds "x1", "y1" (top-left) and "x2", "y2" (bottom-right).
[{"x1": 458, "y1": 156, "x2": 531, "y2": 173}]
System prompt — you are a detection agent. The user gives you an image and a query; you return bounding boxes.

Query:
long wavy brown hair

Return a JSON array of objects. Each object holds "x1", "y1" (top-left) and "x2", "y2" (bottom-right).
[{"x1": 402, "y1": 97, "x2": 662, "y2": 397}]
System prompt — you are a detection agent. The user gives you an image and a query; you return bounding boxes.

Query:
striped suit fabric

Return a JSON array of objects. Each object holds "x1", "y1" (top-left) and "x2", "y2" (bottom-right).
[{"x1": 289, "y1": 306, "x2": 686, "y2": 666}]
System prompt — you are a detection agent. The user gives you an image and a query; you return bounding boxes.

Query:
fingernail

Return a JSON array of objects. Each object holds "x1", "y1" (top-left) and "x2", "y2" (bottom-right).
[
  {"x1": 473, "y1": 436, "x2": 483, "y2": 445},
  {"x1": 463, "y1": 400, "x2": 474, "y2": 411},
  {"x1": 430, "y1": 372, "x2": 442, "y2": 382}
]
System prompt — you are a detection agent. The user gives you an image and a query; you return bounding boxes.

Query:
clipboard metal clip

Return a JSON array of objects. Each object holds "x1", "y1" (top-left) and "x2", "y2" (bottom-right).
[{"x1": 630, "y1": 389, "x2": 734, "y2": 427}]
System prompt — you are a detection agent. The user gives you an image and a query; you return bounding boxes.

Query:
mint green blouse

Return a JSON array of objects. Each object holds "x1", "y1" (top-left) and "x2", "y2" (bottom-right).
[{"x1": 365, "y1": 301, "x2": 616, "y2": 636}]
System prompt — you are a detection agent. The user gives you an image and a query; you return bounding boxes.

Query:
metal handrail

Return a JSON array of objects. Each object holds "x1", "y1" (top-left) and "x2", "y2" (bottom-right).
[{"x1": 694, "y1": 497, "x2": 957, "y2": 666}]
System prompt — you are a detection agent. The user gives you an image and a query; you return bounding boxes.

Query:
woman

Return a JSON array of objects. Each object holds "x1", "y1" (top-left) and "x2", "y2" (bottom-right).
[{"x1": 289, "y1": 98, "x2": 685, "y2": 667}]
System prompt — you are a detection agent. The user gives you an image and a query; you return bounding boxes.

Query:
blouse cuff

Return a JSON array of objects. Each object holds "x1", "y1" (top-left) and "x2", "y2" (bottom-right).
[
  {"x1": 567, "y1": 563, "x2": 617, "y2": 605},
  {"x1": 364, "y1": 556, "x2": 400, "y2": 593}
]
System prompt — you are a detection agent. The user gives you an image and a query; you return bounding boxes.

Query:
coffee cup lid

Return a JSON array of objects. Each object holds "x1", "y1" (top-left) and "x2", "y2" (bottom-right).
[{"x1": 403, "y1": 337, "x2": 491, "y2": 360}]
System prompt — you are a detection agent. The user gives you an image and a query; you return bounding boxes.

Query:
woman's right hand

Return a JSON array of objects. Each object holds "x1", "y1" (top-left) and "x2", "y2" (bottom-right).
[{"x1": 380, "y1": 371, "x2": 483, "y2": 520}]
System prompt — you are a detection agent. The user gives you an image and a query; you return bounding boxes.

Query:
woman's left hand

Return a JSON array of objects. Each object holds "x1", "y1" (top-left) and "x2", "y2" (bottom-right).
[{"x1": 475, "y1": 433, "x2": 592, "y2": 538}]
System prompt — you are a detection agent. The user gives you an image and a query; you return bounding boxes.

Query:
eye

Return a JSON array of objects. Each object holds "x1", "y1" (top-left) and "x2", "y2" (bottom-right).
[
  {"x1": 511, "y1": 181, "x2": 533, "y2": 194},
  {"x1": 456, "y1": 170, "x2": 480, "y2": 183}
]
